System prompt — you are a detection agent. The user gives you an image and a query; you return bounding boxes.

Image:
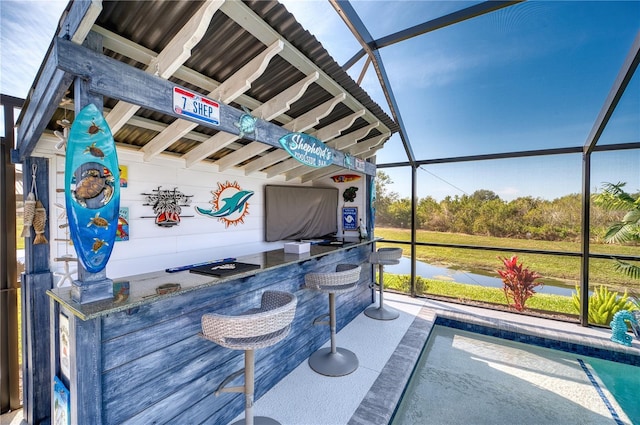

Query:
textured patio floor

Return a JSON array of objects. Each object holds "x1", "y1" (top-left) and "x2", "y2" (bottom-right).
[
  {"x1": 3, "y1": 291, "x2": 637, "y2": 425},
  {"x1": 236, "y1": 292, "x2": 638, "y2": 425}
]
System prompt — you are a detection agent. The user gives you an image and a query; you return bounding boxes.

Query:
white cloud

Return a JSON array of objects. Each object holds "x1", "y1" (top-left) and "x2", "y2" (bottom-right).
[{"x1": 0, "y1": 1, "x2": 67, "y2": 98}]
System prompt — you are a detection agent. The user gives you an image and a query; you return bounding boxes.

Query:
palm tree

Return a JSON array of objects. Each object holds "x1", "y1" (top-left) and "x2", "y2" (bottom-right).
[{"x1": 593, "y1": 182, "x2": 640, "y2": 280}]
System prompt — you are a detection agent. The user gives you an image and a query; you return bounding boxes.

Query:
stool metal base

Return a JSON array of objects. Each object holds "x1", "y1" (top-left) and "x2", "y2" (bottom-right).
[
  {"x1": 308, "y1": 347, "x2": 358, "y2": 377},
  {"x1": 230, "y1": 417, "x2": 281, "y2": 425},
  {"x1": 365, "y1": 305, "x2": 399, "y2": 321}
]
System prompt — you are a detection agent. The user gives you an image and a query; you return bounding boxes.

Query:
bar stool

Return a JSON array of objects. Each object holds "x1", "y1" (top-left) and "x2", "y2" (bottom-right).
[
  {"x1": 201, "y1": 290, "x2": 297, "y2": 425},
  {"x1": 305, "y1": 264, "x2": 361, "y2": 377},
  {"x1": 365, "y1": 247, "x2": 403, "y2": 321}
]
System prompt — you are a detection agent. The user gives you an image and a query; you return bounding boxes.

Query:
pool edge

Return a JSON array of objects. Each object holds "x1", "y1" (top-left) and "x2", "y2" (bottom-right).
[{"x1": 348, "y1": 303, "x2": 640, "y2": 425}]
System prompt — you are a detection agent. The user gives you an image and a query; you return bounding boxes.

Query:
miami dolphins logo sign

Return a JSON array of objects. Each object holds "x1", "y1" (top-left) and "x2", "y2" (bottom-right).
[{"x1": 195, "y1": 181, "x2": 254, "y2": 228}]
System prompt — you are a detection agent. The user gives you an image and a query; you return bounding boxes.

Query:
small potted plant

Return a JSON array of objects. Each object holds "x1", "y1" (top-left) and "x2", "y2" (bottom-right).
[{"x1": 496, "y1": 256, "x2": 543, "y2": 312}]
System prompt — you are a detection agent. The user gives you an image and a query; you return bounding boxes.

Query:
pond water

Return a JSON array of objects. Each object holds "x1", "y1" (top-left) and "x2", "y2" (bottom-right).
[{"x1": 384, "y1": 257, "x2": 576, "y2": 297}]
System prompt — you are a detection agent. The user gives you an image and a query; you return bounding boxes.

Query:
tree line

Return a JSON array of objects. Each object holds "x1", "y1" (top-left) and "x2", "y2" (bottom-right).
[{"x1": 374, "y1": 171, "x2": 628, "y2": 242}]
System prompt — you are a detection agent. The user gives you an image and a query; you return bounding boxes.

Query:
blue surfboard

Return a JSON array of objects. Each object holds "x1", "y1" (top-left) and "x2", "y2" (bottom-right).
[{"x1": 65, "y1": 104, "x2": 120, "y2": 274}]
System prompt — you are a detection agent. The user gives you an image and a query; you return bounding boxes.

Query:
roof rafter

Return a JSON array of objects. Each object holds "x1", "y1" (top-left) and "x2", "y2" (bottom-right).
[
  {"x1": 93, "y1": 24, "x2": 295, "y2": 126},
  {"x1": 215, "y1": 71, "x2": 320, "y2": 171},
  {"x1": 327, "y1": 121, "x2": 380, "y2": 150},
  {"x1": 300, "y1": 164, "x2": 343, "y2": 184},
  {"x1": 220, "y1": 0, "x2": 388, "y2": 136},
  {"x1": 142, "y1": 39, "x2": 284, "y2": 162},
  {"x1": 242, "y1": 94, "x2": 346, "y2": 174},
  {"x1": 105, "y1": 0, "x2": 224, "y2": 133},
  {"x1": 15, "y1": 0, "x2": 99, "y2": 160}
]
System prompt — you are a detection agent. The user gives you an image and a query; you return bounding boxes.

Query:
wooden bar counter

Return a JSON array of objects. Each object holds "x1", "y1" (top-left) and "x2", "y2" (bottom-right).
[{"x1": 47, "y1": 238, "x2": 377, "y2": 425}]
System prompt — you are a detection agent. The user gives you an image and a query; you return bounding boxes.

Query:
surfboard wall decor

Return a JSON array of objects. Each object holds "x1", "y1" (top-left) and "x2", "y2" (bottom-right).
[
  {"x1": 330, "y1": 174, "x2": 361, "y2": 183},
  {"x1": 65, "y1": 103, "x2": 120, "y2": 273}
]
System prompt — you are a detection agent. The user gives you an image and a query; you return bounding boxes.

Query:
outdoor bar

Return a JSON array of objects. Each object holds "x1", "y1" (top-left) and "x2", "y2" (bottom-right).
[
  {"x1": 48, "y1": 240, "x2": 374, "y2": 424},
  {"x1": 12, "y1": 1, "x2": 399, "y2": 424}
]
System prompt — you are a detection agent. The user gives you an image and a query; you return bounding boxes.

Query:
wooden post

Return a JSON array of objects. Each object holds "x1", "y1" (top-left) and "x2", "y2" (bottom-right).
[
  {"x1": 21, "y1": 156, "x2": 53, "y2": 425},
  {"x1": 0, "y1": 95, "x2": 22, "y2": 413}
]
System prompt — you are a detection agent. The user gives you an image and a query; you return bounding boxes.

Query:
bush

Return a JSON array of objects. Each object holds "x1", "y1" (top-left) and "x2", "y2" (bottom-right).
[
  {"x1": 572, "y1": 285, "x2": 637, "y2": 326},
  {"x1": 496, "y1": 256, "x2": 543, "y2": 311}
]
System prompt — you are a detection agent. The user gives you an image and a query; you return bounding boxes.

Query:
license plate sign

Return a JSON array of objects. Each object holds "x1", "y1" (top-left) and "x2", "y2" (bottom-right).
[{"x1": 173, "y1": 87, "x2": 220, "y2": 125}]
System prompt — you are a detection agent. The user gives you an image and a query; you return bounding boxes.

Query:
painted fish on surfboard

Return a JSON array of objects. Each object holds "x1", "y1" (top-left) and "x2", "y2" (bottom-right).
[
  {"x1": 65, "y1": 104, "x2": 120, "y2": 274},
  {"x1": 330, "y1": 174, "x2": 361, "y2": 183}
]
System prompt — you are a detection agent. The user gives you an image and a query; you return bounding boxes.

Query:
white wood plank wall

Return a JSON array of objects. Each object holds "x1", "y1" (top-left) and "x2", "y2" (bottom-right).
[{"x1": 36, "y1": 140, "x2": 366, "y2": 280}]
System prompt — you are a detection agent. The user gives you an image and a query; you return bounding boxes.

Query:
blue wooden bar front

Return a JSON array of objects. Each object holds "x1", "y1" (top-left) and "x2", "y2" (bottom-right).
[{"x1": 47, "y1": 240, "x2": 376, "y2": 424}]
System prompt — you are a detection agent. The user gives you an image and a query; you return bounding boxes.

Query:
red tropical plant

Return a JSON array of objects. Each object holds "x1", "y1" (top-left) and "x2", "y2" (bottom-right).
[{"x1": 496, "y1": 256, "x2": 543, "y2": 312}]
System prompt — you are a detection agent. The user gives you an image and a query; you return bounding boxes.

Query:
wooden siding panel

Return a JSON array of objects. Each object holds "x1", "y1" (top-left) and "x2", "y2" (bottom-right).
[{"x1": 99, "y1": 246, "x2": 371, "y2": 424}]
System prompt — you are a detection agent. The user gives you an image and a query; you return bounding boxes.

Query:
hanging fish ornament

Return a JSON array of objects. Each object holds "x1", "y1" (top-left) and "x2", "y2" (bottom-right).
[
  {"x1": 33, "y1": 200, "x2": 48, "y2": 244},
  {"x1": 21, "y1": 192, "x2": 36, "y2": 237}
]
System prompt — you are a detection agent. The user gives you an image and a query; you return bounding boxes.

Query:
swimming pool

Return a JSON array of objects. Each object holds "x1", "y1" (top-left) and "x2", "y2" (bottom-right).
[{"x1": 390, "y1": 324, "x2": 639, "y2": 425}]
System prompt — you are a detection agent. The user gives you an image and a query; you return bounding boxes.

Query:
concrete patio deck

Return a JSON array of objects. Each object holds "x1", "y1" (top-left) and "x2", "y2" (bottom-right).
[{"x1": 3, "y1": 291, "x2": 637, "y2": 425}]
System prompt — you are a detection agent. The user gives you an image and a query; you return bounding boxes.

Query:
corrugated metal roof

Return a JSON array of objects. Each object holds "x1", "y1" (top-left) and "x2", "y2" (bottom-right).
[{"x1": 43, "y1": 0, "x2": 397, "y2": 179}]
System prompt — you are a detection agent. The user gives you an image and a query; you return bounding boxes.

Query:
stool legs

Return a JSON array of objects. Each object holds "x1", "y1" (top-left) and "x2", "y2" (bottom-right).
[
  {"x1": 222, "y1": 349, "x2": 280, "y2": 425},
  {"x1": 308, "y1": 293, "x2": 358, "y2": 376},
  {"x1": 365, "y1": 264, "x2": 399, "y2": 320}
]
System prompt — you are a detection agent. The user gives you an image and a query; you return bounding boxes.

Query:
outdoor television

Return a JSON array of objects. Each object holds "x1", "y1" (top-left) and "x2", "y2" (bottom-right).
[{"x1": 264, "y1": 185, "x2": 338, "y2": 242}]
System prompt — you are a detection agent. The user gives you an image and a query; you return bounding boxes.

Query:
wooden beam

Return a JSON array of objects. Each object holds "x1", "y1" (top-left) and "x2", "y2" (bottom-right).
[
  {"x1": 143, "y1": 39, "x2": 284, "y2": 162},
  {"x1": 70, "y1": 0, "x2": 103, "y2": 44},
  {"x1": 315, "y1": 110, "x2": 366, "y2": 141},
  {"x1": 106, "y1": 0, "x2": 224, "y2": 133},
  {"x1": 15, "y1": 0, "x2": 99, "y2": 160},
  {"x1": 347, "y1": 133, "x2": 390, "y2": 156},
  {"x1": 300, "y1": 165, "x2": 343, "y2": 184},
  {"x1": 54, "y1": 38, "x2": 280, "y2": 146},
  {"x1": 215, "y1": 72, "x2": 319, "y2": 171},
  {"x1": 56, "y1": 101, "x2": 246, "y2": 148},
  {"x1": 327, "y1": 122, "x2": 379, "y2": 150},
  {"x1": 50, "y1": 38, "x2": 376, "y2": 176},
  {"x1": 93, "y1": 24, "x2": 296, "y2": 127},
  {"x1": 220, "y1": 1, "x2": 390, "y2": 136},
  {"x1": 242, "y1": 95, "x2": 346, "y2": 174}
]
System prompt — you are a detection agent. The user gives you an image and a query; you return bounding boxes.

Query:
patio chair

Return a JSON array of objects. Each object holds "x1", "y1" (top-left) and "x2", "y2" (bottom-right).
[
  {"x1": 201, "y1": 290, "x2": 297, "y2": 425},
  {"x1": 305, "y1": 264, "x2": 361, "y2": 376},
  {"x1": 365, "y1": 247, "x2": 403, "y2": 320}
]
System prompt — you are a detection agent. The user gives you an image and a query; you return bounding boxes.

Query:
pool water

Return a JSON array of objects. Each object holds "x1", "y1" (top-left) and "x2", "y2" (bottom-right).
[{"x1": 391, "y1": 325, "x2": 639, "y2": 425}]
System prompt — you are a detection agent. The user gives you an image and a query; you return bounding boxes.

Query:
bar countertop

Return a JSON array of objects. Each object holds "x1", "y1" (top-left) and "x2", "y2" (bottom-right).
[{"x1": 47, "y1": 237, "x2": 379, "y2": 320}]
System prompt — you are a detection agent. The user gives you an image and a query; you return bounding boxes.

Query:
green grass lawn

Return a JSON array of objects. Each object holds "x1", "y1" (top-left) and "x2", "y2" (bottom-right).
[
  {"x1": 383, "y1": 273, "x2": 577, "y2": 316},
  {"x1": 375, "y1": 227, "x2": 640, "y2": 292}
]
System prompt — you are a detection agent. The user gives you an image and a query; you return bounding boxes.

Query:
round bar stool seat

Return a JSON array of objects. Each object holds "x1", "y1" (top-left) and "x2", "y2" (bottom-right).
[
  {"x1": 365, "y1": 247, "x2": 402, "y2": 321},
  {"x1": 201, "y1": 290, "x2": 297, "y2": 425},
  {"x1": 305, "y1": 264, "x2": 361, "y2": 377}
]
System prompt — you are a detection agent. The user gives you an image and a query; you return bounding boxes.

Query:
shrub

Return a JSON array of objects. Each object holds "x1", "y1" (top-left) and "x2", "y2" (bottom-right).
[
  {"x1": 572, "y1": 285, "x2": 637, "y2": 326},
  {"x1": 496, "y1": 256, "x2": 543, "y2": 312}
]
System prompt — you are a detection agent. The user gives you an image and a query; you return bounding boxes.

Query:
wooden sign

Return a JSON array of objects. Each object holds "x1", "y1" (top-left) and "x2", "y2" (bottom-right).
[{"x1": 279, "y1": 132, "x2": 332, "y2": 168}]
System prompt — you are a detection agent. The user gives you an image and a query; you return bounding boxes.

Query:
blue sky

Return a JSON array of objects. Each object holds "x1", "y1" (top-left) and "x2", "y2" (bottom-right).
[{"x1": 2, "y1": 1, "x2": 639, "y2": 200}]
